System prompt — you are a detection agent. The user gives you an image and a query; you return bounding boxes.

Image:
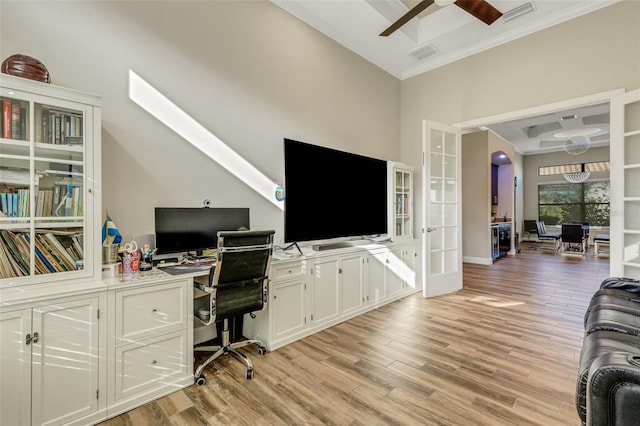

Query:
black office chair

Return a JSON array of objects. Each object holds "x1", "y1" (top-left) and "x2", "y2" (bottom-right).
[
  {"x1": 561, "y1": 223, "x2": 586, "y2": 256},
  {"x1": 536, "y1": 220, "x2": 560, "y2": 251},
  {"x1": 194, "y1": 229, "x2": 274, "y2": 384},
  {"x1": 523, "y1": 220, "x2": 538, "y2": 242}
]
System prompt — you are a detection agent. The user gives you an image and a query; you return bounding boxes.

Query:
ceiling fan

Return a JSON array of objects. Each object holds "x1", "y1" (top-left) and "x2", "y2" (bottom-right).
[{"x1": 380, "y1": 0, "x2": 503, "y2": 37}]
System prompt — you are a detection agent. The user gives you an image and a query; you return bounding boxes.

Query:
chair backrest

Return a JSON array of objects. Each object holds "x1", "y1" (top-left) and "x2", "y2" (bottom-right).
[
  {"x1": 536, "y1": 221, "x2": 547, "y2": 235},
  {"x1": 208, "y1": 230, "x2": 275, "y2": 321},
  {"x1": 524, "y1": 220, "x2": 538, "y2": 233},
  {"x1": 561, "y1": 223, "x2": 584, "y2": 243}
]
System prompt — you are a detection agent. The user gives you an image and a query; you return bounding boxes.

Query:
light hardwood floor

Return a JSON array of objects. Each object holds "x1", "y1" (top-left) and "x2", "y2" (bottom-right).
[{"x1": 100, "y1": 242, "x2": 610, "y2": 425}]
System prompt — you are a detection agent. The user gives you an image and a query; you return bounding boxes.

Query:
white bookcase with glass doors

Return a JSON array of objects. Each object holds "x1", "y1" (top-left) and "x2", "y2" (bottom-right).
[
  {"x1": 0, "y1": 73, "x2": 101, "y2": 286},
  {"x1": 388, "y1": 162, "x2": 413, "y2": 241}
]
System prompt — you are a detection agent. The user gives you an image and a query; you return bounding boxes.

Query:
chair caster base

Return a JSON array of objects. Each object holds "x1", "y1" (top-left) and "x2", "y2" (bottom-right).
[
  {"x1": 258, "y1": 346, "x2": 267, "y2": 355},
  {"x1": 195, "y1": 375, "x2": 206, "y2": 386},
  {"x1": 246, "y1": 368, "x2": 254, "y2": 380}
]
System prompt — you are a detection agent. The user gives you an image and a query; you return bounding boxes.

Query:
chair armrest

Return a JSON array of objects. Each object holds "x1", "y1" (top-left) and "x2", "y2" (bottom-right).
[{"x1": 587, "y1": 351, "x2": 640, "y2": 426}]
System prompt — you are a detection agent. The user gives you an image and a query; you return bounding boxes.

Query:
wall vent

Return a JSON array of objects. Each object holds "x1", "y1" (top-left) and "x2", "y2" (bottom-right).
[
  {"x1": 411, "y1": 44, "x2": 439, "y2": 60},
  {"x1": 503, "y1": 2, "x2": 536, "y2": 22}
]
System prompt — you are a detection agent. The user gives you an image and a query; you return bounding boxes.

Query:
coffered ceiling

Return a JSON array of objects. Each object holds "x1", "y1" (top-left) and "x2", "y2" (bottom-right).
[{"x1": 485, "y1": 102, "x2": 610, "y2": 156}]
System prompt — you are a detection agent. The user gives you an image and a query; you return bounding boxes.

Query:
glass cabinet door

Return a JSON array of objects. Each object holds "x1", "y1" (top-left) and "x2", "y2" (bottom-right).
[
  {"x1": 388, "y1": 163, "x2": 413, "y2": 241},
  {"x1": 0, "y1": 91, "x2": 88, "y2": 280}
]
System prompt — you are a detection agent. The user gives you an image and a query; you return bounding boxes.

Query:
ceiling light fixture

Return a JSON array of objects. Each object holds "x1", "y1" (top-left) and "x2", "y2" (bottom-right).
[
  {"x1": 564, "y1": 163, "x2": 590, "y2": 183},
  {"x1": 563, "y1": 135, "x2": 591, "y2": 155}
]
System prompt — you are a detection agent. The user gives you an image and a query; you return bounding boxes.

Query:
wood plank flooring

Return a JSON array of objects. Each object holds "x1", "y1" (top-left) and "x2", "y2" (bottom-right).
[{"x1": 99, "y1": 242, "x2": 610, "y2": 425}]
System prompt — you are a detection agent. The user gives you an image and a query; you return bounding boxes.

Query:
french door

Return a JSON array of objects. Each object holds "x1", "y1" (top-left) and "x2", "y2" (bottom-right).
[
  {"x1": 611, "y1": 88, "x2": 640, "y2": 278},
  {"x1": 422, "y1": 120, "x2": 462, "y2": 297}
]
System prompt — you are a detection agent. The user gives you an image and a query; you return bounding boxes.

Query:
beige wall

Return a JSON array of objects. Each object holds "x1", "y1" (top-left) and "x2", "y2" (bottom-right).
[
  {"x1": 1, "y1": 0, "x2": 637, "y2": 265},
  {"x1": 402, "y1": 1, "x2": 640, "y2": 240},
  {"x1": 462, "y1": 130, "x2": 518, "y2": 262},
  {"x1": 0, "y1": 1, "x2": 401, "y2": 244}
]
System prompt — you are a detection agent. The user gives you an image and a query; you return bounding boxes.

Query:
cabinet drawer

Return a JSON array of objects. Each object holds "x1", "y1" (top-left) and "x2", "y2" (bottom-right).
[
  {"x1": 114, "y1": 330, "x2": 188, "y2": 400},
  {"x1": 271, "y1": 262, "x2": 305, "y2": 280},
  {"x1": 115, "y1": 280, "x2": 187, "y2": 343}
]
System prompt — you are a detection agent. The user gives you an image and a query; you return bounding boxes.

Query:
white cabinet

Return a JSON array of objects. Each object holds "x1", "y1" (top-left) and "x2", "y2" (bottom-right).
[
  {"x1": 0, "y1": 74, "x2": 102, "y2": 286},
  {"x1": 309, "y1": 257, "x2": 340, "y2": 327},
  {"x1": 339, "y1": 253, "x2": 366, "y2": 317},
  {"x1": 366, "y1": 245, "x2": 417, "y2": 302},
  {"x1": 107, "y1": 278, "x2": 192, "y2": 418},
  {"x1": 245, "y1": 243, "x2": 419, "y2": 351},
  {"x1": 271, "y1": 275, "x2": 306, "y2": 341},
  {"x1": 388, "y1": 162, "x2": 413, "y2": 241},
  {"x1": 0, "y1": 293, "x2": 104, "y2": 426},
  {"x1": 367, "y1": 249, "x2": 387, "y2": 304}
]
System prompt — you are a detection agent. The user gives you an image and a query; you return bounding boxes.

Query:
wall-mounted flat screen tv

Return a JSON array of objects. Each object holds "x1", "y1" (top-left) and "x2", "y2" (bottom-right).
[
  {"x1": 283, "y1": 138, "x2": 387, "y2": 243},
  {"x1": 154, "y1": 207, "x2": 249, "y2": 255}
]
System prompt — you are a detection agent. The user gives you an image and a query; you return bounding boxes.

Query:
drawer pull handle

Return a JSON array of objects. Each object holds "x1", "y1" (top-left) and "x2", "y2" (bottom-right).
[
  {"x1": 152, "y1": 308, "x2": 158, "y2": 313},
  {"x1": 152, "y1": 360, "x2": 158, "y2": 365}
]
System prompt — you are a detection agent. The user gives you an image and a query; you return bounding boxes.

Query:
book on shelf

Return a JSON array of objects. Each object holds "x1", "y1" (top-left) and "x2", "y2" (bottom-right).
[
  {"x1": 37, "y1": 107, "x2": 83, "y2": 145},
  {"x1": 0, "y1": 238, "x2": 19, "y2": 278},
  {"x1": 43, "y1": 233, "x2": 73, "y2": 270},
  {"x1": 1, "y1": 230, "x2": 29, "y2": 275},
  {"x1": 2, "y1": 99, "x2": 10, "y2": 139},
  {"x1": 0, "y1": 193, "x2": 7, "y2": 216},
  {"x1": 37, "y1": 234, "x2": 71, "y2": 272},
  {"x1": 11, "y1": 103, "x2": 21, "y2": 140}
]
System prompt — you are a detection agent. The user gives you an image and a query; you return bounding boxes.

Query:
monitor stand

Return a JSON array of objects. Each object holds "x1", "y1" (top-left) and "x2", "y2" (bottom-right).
[{"x1": 282, "y1": 242, "x2": 303, "y2": 256}]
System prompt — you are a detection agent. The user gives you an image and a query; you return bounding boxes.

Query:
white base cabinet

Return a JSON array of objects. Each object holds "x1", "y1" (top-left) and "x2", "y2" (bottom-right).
[
  {"x1": 106, "y1": 277, "x2": 193, "y2": 418},
  {"x1": 245, "y1": 242, "x2": 419, "y2": 350},
  {"x1": 0, "y1": 292, "x2": 106, "y2": 426}
]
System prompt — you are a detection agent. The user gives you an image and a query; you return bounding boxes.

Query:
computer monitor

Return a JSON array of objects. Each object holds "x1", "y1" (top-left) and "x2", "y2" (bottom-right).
[{"x1": 154, "y1": 207, "x2": 250, "y2": 256}]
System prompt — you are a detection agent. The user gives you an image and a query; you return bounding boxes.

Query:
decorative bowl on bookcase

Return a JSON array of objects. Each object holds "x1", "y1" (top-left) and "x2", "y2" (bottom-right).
[{"x1": 1, "y1": 54, "x2": 51, "y2": 84}]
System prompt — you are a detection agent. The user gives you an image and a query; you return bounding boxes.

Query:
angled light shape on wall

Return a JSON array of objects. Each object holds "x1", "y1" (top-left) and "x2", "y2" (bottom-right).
[{"x1": 128, "y1": 70, "x2": 283, "y2": 210}]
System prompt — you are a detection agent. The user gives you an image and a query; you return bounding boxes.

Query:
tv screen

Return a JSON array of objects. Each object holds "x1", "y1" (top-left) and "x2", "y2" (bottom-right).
[
  {"x1": 284, "y1": 138, "x2": 387, "y2": 243},
  {"x1": 154, "y1": 207, "x2": 250, "y2": 255}
]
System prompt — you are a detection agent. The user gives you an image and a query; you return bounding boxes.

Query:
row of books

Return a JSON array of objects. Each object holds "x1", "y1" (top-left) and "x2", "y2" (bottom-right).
[
  {"x1": 1, "y1": 98, "x2": 26, "y2": 141},
  {"x1": 395, "y1": 195, "x2": 410, "y2": 215},
  {"x1": 35, "y1": 106, "x2": 83, "y2": 145},
  {"x1": 0, "y1": 230, "x2": 84, "y2": 278},
  {"x1": 0, "y1": 98, "x2": 84, "y2": 145},
  {"x1": 0, "y1": 184, "x2": 83, "y2": 218},
  {"x1": 0, "y1": 189, "x2": 28, "y2": 217}
]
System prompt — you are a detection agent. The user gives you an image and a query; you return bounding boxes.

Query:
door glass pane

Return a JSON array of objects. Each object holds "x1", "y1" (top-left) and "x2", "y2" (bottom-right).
[
  {"x1": 430, "y1": 130, "x2": 443, "y2": 153},
  {"x1": 430, "y1": 179, "x2": 442, "y2": 202},
  {"x1": 624, "y1": 100, "x2": 640, "y2": 132},
  {"x1": 431, "y1": 153, "x2": 443, "y2": 178},
  {"x1": 444, "y1": 156, "x2": 456, "y2": 179},
  {"x1": 624, "y1": 201, "x2": 640, "y2": 231},
  {"x1": 430, "y1": 251, "x2": 443, "y2": 274},
  {"x1": 623, "y1": 234, "x2": 640, "y2": 264},
  {"x1": 443, "y1": 203, "x2": 456, "y2": 226},
  {"x1": 430, "y1": 228, "x2": 443, "y2": 250},
  {"x1": 444, "y1": 227, "x2": 457, "y2": 250},
  {"x1": 430, "y1": 203, "x2": 442, "y2": 226},
  {"x1": 624, "y1": 168, "x2": 640, "y2": 197},
  {"x1": 625, "y1": 134, "x2": 640, "y2": 165},
  {"x1": 444, "y1": 132, "x2": 456, "y2": 155},
  {"x1": 444, "y1": 179, "x2": 456, "y2": 202},
  {"x1": 444, "y1": 250, "x2": 457, "y2": 273}
]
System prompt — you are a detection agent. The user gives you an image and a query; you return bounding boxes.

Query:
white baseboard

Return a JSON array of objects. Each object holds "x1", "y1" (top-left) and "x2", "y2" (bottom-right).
[{"x1": 463, "y1": 256, "x2": 493, "y2": 265}]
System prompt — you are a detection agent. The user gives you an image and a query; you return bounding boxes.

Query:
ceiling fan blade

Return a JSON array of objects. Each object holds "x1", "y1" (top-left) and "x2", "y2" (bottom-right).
[
  {"x1": 380, "y1": 0, "x2": 434, "y2": 37},
  {"x1": 454, "y1": 0, "x2": 502, "y2": 25}
]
